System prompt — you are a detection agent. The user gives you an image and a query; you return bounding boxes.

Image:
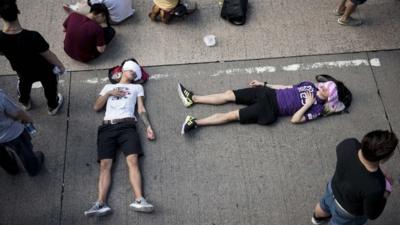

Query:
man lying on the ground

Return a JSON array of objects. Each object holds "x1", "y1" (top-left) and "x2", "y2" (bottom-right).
[
  {"x1": 85, "y1": 60, "x2": 155, "y2": 217},
  {"x1": 178, "y1": 79, "x2": 345, "y2": 134},
  {"x1": 63, "y1": 3, "x2": 115, "y2": 62}
]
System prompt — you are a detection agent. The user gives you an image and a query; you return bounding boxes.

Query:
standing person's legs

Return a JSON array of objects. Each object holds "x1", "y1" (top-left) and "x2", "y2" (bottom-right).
[
  {"x1": 337, "y1": 0, "x2": 364, "y2": 26},
  {"x1": 40, "y1": 72, "x2": 59, "y2": 109},
  {"x1": 4, "y1": 131, "x2": 42, "y2": 176},
  {"x1": 0, "y1": 145, "x2": 20, "y2": 175},
  {"x1": 17, "y1": 77, "x2": 33, "y2": 107},
  {"x1": 103, "y1": 27, "x2": 116, "y2": 45},
  {"x1": 336, "y1": 0, "x2": 347, "y2": 14},
  {"x1": 341, "y1": 0, "x2": 357, "y2": 21},
  {"x1": 98, "y1": 159, "x2": 113, "y2": 204}
]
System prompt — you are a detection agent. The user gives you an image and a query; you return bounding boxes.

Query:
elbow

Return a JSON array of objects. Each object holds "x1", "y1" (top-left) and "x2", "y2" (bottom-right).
[
  {"x1": 290, "y1": 118, "x2": 300, "y2": 124},
  {"x1": 93, "y1": 105, "x2": 101, "y2": 112}
]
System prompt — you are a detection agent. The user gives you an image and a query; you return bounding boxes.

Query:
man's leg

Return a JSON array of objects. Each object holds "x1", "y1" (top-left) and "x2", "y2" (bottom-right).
[
  {"x1": 340, "y1": 0, "x2": 357, "y2": 21},
  {"x1": 126, "y1": 154, "x2": 143, "y2": 199},
  {"x1": 6, "y1": 131, "x2": 42, "y2": 176},
  {"x1": 193, "y1": 90, "x2": 236, "y2": 105},
  {"x1": 0, "y1": 145, "x2": 20, "y2": 175},
  {"x1": 97, "y1": 159, "x2": 113, "y2": 204},
  {"x1": 336, "y1": 0, "x2": 347, "y2": 14},
  {"x1": 40, "y1": 73, "x2": 59, "y2": 109},
  {"x1": 17, "y1": 78, "x2": 33, "y2": 107}
]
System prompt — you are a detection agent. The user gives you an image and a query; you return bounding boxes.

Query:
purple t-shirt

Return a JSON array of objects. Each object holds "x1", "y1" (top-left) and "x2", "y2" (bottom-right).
[{"x1": 275, "y1": 81, "x2": 325, "y2": 121}]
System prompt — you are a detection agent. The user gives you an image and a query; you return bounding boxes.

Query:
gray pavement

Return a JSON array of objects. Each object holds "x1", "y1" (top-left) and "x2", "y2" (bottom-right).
[
  {"x1": 0, "y1": 51, "x2": 399, "y2": 225},
  {"x1": 1, "y1": 0, "x2": 400, "y2": 74}
]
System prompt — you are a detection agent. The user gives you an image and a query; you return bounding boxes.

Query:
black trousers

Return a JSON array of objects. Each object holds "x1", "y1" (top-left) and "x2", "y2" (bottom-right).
[
  {"x1": 0, "y1": 131, "x2": 41, "y2": 176},
  {"x1": 17, "y1": 70, "x2": 58, "y2": 109},
  {"x1": 103, "y1": 27, "x2": 116, "y2": 45}
]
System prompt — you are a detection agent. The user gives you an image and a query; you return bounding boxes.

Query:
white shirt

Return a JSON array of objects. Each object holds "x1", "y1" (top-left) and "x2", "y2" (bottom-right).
[
  {"x1": 99, "y1": 83, "x2": 144, "y2": 121},
  {"x1": 90, "y1": 0, "x2": 134, "y2": 23}
]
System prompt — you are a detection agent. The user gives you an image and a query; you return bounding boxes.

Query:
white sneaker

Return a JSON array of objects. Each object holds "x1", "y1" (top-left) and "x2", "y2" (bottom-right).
[
  {"x1": 129, "y1": 197, "x2": 154, "y2": 213},
  {"x1": 84, "y1": 202, "x2": 112, "y2": 217},
  {"x1": 48, "y1": 93, "x2": 63, "y2": 116}
]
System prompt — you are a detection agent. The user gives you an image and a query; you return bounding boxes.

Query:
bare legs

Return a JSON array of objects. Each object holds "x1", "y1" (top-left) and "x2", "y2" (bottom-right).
[
  {"x1": 97, "y1": 154, "x2": 143, "y2": 203},
  {"x1": 126, "y1": 154, "x2": 143, "y2": 200},
  {"x1": 339, "y1": 0, "x2": 357, "y2": 22},
  {"x1": 98, "y1": 159, "x2": 113, "y2": 204},
  {"x1": 314, "y1": 203, "x2": 331, "y2": 218},
  {"x1": 191, "y1": 90, "x2": 240, "y2": 126}
]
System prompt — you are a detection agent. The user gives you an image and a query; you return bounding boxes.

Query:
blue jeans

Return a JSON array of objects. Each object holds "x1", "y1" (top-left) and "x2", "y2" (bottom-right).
[{"x1": 319, "y1": 181, "x2": 368, "y2": 225}]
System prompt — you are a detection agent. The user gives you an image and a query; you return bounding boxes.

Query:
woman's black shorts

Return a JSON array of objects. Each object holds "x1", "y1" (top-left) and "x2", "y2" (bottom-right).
[
  {"x1": 97, "y1": 122, "x2": 143, "y2": 161},
  {"x1": 233, "y1": 87, "x2": 279, "y2": 125}
]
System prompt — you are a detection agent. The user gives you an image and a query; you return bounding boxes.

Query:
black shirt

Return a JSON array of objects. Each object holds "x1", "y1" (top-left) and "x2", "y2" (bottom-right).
[
  {"x1": 331, "y1": 138, "x2": 386, "y2": 220},
  {"x1": 0, "y1": 29, "x2": 52, "y2": 76}
]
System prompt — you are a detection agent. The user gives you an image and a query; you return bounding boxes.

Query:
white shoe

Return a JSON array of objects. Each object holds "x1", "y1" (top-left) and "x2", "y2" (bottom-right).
[
  {"x1": 84, "y1": 202, "x2": 112, "y2": 217},
  {"x1": 48, "y1": 93, "x2": 63, "y2": 116},
  {"x1": 129, "y1": 197, "x2": 154, "y2": 213}
]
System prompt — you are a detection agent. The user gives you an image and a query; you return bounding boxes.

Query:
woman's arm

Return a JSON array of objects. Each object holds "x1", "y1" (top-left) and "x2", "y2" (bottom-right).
[
  {"x1": 290, "y1": 91, "x2": 315, "y2": 124},
  {"x1": 248, "y1": 80, "x2": 292, "y2": 89}
]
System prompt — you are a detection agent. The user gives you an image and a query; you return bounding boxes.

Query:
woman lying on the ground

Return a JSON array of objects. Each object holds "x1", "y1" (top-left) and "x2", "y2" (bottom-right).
[{"x1": 178, "y1": 79, "x2": 346, "y2": 134}]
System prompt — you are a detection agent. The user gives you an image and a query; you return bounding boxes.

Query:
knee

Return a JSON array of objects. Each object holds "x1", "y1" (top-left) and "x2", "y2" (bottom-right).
[
  {"x1": 224, "y1": 90, "x2": 235, "y2": 101},
  {"x1": 100, "y1": 160, "x2": 112, "y2": 172},
  {"x1": 126, "y1": 155, "x2": 139, "y2": 169},
  {"x1": 226, "y1": 110, "x2": 239, "y2": 121}
]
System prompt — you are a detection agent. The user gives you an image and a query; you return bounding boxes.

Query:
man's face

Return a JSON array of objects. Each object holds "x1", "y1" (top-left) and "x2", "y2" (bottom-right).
[{"x1": 123, "y1": 70, "x2": 136, "y2": 81}]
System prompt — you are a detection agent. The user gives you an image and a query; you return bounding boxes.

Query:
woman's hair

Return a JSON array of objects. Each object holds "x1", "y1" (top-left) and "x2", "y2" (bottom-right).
[
  {"x1": 361, "y1": 130, "x2": 398, "y2": 162},
  {"x1": 0, "y1": 0, "x2": 20, "y2": 22}
]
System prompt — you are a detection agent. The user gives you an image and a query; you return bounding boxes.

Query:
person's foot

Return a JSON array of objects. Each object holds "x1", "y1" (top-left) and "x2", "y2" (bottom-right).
[
  {"x1": 333, "y1": 8, "x2": 345, "y2": 16},
  {"x1": 311, "y1": 213, "x2": 331, "y2": 225},
  {"x1": 181, "y1": 115, "x2": 197, "y2": 134},
  {"x1": 177, "y1": 83, "x2": 194, "y2": 107},
  {"x1": 129, "y1": 197, "x2": 154, "y2": 213},
  {"x1": 337, "y1": 17, "x2": 362, "y2": 26},
  {"x1": 84, "y1": 202, "x2": 112, "y2": 217},
  {"x1": 48, "y1": 93, "x2": 63, "y2": 116},
  {"x1": 21, "y1": 99, "x2": 32, "y2": 111}
]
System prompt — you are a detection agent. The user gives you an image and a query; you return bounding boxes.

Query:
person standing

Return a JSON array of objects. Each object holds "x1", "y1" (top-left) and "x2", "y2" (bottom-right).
[
  {"x1": 311, "y1": 130, "x2": 398, "y2": 225},
  {"x1": 0, "y1": 0, "x2": 64, "y2": 115},
  {"x1": 335, "y1": 0, "x2": 366, "y2": 26},
  {"x1": 0, "y1": 89, "x2": 44, "y2": 176}
]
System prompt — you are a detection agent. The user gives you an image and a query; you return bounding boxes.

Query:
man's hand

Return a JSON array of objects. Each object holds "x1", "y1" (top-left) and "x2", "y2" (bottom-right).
[
  {"x1": 304, "y1": 91, "x2": 316, "y2": 106},
  {"x1": 146, "y1": 126, "x2": 156, "y2": 140},
  {"x1": 107, "y1": 88, "x2": 126, "y2": 97},
  {"x1": 248, "y1": 80, "x2": 263, "y2": 87}
]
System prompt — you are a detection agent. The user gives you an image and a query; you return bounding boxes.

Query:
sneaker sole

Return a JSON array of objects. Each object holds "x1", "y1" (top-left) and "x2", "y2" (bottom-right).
[
  {"x1": 181, "y1": 116, "x2": 191, "y2": 135},
  {"x1": 130, "y1": 205, "x2": 154, "y2": 213},
  {"x1": 177, "y1": 84, "x2": 192, "y2": 108},
  {"x1": 84, "y1": 209, "x2": 112, "y2": 217},
  {"x1": 337, "y1": 18, "x2": 362, "y2": 26}
]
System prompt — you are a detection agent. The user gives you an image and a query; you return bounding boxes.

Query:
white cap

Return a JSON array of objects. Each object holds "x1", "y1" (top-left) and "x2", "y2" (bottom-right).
[{"x1": 122, "y1": 60, "x2": 142, "y2": 81}]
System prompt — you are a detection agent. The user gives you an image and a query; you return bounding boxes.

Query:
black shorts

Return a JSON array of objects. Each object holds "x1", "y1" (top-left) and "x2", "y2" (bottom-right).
[
  {"x1": 350, "y1": 0, "x2": 366, "y2": 5},
  {"x1": 97, "y1": 122, "x2": 143, "y2": 161},
  {"x1": 233, "y1": 87, "x2": 279, "y2": 125}
]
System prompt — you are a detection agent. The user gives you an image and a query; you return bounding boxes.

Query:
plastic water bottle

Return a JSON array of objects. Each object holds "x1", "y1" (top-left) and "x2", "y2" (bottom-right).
[
  {"x1": 25, "y1": 123, "x2": 37, "y2": 136},
  {"x1": 53, "y1": 66, "x2": 64, "y2": 76}
]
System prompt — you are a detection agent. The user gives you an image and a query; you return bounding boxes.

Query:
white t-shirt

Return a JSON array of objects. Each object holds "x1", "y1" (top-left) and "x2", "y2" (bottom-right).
[
  {"x1": 99, "y1": 83, "x2": 144, "y2": 121},
  {"x1": 90, "y1": 0, "x2": 134, "y2": 23}
]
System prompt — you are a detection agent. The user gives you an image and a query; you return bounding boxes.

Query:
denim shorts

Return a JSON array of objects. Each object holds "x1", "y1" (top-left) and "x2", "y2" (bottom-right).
[{"x1": 319, "y1": 181, "x2": 368, "y2": 225}]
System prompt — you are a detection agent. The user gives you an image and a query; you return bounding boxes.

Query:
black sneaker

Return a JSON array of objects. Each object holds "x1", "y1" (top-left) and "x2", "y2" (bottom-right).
[
  {"x1": 311, "y1": 213, "x2": 331, "y2": 225},
  {"x1": 181, "y1": 115, "x2": 197, "y2": 134},
  {"x1": 35, "y1": 151, "x2": 44, "y2": 166},
  {"x1": 177, "y1": 83, "x2": 194, "y2": 107}
]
